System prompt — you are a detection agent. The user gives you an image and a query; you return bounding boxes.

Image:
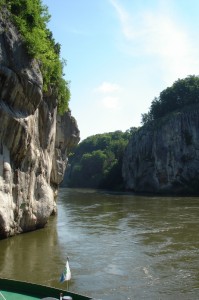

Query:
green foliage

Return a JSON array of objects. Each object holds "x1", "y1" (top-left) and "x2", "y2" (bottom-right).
[
  {"x1": 66, "y1": 129, "x2": 137, "y2": 189},
  {"x1": 141, "y1": 75, "x2": 199, "y2": 125},
  {"x1": 3, "y1": 0, "x2": 70, "y2": 113}
]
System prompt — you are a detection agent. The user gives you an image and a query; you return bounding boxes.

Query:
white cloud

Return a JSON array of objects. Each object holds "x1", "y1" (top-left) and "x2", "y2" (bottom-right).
[
  {"x1": 140, "y1": 12, "x2": 194, "y2": 77},
  {"x1": 95, "y1": 81, "x2": 121, "y2": 93},
  {"x1": 94, "y1": 81, "x2": 122, "y2": 110},
  {"x1": 100, "y1": 96, "x2": 120, "y2": 110},
  {"x1": 109, "y1": 0, "x2": 199, "y2": 82},
  {"x1": 109, "y1": 0, "x2": 135, "y2": 40}
]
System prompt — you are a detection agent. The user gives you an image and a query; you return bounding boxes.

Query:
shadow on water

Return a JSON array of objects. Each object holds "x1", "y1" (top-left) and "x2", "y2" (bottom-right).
[{"x1": 0, "y1": 216, "x2": 66, "y2": 287}]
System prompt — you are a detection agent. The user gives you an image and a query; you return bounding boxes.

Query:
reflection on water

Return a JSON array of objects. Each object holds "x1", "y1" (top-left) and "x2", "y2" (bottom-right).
[
  {"x1": 0, "y1": 216, "x2": 62, "y2": 286},
  {"x1": 0, "y1": 188, "x2": 199, "y2": 299}
]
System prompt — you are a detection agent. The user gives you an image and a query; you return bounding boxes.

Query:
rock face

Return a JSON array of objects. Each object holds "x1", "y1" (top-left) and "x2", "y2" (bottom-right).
[
  {"x1": 0, "y1": 9, "x2": 80, "y2": 238},
  {"x1": 123, "y1": 109, "x2": 199, "y2": 194}
]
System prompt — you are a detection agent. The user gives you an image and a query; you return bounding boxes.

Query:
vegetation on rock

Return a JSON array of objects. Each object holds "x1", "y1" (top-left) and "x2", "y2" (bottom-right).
[
  {"x1": 1, "y1": 0, "x2": 70, "y2": 114},
  {"x1": 66, "y1": 129, "x2": 137, "y2": 190},
  {"x1": 141, "y1": 75, "x2": 199, "y2": 125}
]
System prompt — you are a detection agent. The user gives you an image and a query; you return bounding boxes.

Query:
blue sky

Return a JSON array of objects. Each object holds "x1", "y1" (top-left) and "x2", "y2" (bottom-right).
[{"x1": 43, "y1": 0, "x2": 199, "y2": 140}]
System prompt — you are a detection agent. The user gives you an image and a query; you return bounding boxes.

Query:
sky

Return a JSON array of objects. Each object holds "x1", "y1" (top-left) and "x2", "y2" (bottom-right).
[{"x1": 42, "y1": 0, "x2": 199, "y2": 141}]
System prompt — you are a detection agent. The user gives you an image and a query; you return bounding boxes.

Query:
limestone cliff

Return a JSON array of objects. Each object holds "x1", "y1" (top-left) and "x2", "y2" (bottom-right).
[
  {"x1": 123, "y1": 109, "x2": 199, "y2": 194},
  {"x1": 0, "y1": 9, "x2": 80, "y2": 238}
]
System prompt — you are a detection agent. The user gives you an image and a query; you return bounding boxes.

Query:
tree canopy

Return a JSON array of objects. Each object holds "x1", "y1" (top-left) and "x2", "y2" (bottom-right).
[
  {"x1": 65, "y1": 129, "x2": 137, "y2": 189},
  {"x1": 1, "y1": 0, "x2": 70, "y2": 114},
  {"x1": 141, "y1": 75, "x2": 199, "y2": 125}
]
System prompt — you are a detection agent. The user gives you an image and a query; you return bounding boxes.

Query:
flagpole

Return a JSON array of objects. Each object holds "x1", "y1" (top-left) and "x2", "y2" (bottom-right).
[{"x1": 67, "y1": 279, "x2": 69, "y2": 291}]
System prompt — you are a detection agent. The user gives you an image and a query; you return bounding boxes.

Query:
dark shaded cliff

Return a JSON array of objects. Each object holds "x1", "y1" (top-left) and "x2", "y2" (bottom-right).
[
  {"x1": 123, "y1": 108, "x2": 199, "y2": 194},
  {"x1": 0, "y1": 8, "x2": 80, "y2": 238}
]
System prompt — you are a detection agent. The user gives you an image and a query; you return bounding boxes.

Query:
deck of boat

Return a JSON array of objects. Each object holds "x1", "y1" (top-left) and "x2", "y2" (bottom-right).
[{"x1": 0, "y1": 278, "x2": 92, "y2": 300}]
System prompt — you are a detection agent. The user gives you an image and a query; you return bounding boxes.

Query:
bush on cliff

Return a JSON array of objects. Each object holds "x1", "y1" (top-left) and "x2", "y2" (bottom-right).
[
  {"x1": 1, "y1": 0, "x2": 70, "y2": 114},
  {"x1": 141, "y1": 75, "x2": 199, "y2": 125}
]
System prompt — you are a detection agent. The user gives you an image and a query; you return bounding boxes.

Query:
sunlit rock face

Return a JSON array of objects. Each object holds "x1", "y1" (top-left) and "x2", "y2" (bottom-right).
[
  {"x1": 0, "y1": 9, "x2": 80, "y2": 238},
  {"x1": 123, "y1": 110, "x2": 199, "y2": 194},
  {"x1": 51, "y1": 111, "x2": 80, "y2": 186}
]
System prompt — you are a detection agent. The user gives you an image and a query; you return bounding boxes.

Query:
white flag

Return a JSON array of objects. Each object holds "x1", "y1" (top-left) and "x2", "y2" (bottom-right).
[{"x1": 60, "y1": 258, "x2": 71, "y2": 282}]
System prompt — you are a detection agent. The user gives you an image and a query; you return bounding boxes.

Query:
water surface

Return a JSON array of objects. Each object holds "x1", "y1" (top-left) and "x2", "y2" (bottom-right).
[{"x1": 0, "y1": 188, "x2": 199, "y2": 299}]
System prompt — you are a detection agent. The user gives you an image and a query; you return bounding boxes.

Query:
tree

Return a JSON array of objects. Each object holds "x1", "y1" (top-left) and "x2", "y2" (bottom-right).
[
  {"x1": 66, "y1": 130, "x2": 137, "y2": 189},
  {"x1": 142, "y1": 75, "x2": 199, "y2": 125}
]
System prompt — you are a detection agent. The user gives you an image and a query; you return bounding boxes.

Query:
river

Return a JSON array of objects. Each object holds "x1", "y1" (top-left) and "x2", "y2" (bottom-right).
[{"x1": 0, "y1": 188, "x2": 199, "y2": 299}]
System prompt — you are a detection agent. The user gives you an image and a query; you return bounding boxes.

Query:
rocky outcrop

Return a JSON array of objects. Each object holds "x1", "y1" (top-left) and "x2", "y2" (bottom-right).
[
  {"x1": 51, "y1": 111, "x2": 80, "y2": 186},
  {"x1": 123, "y1": 109, "x2": 199, "y2": 194},
  {"x1": 0, "y1": 9, "x2": 80, "y2": 238}
]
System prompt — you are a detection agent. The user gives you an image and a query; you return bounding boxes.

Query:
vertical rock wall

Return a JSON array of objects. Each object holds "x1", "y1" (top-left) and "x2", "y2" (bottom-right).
[
  {"x1": 0, "y1": 9, "x2": 80, "y2": 238},
  {"x1": 123, "y1": 110, "x2": 199, "y2": 194}
]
